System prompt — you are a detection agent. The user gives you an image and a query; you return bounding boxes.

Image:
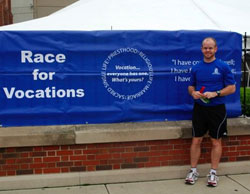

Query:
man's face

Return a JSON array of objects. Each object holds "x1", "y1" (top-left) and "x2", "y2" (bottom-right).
[{"x1": 201, "y1": 39, "x2": 217, "y2": 61}]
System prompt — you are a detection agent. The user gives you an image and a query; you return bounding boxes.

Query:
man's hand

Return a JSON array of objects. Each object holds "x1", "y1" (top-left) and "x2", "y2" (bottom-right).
[
  {"x1": 191, "y1": 91, "x2": 205, "y2": 99},
  {"x1": 203, "y1": 91, "x2": 217, "y2": 99}
]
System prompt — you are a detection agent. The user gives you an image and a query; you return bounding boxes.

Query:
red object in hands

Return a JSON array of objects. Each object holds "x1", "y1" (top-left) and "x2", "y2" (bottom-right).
[{"x1": 199, "y1": 86, "x2": 205, "y2": 93}]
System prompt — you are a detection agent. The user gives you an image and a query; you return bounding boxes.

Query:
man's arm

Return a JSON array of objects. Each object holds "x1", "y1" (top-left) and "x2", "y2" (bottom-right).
[
  {"x1": 188, "y1": 86, "x2": 204, "y2": 99},
  {"x1": 204, "y1": 84, "x2": 236, "y2": 99}
]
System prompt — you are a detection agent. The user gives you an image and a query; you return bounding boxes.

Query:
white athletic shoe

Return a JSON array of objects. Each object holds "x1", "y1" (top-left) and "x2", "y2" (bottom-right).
[
  {"x1": 207, "y1": 172, "x2": 219, "y2": 187},
  {"x1": 185, "y1": 170, "x2": 199, "y2": 185}
]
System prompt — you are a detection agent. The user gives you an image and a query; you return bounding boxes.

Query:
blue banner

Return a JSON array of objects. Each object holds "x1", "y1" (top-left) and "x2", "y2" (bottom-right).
[{"x1": 0, "y1": 30, "x2": 242, "y2": 127}]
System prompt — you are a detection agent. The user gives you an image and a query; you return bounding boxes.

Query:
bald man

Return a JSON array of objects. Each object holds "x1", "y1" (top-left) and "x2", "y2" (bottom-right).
[{"x1": 185, "y1": 37, "x2": 236, "y2": 187}]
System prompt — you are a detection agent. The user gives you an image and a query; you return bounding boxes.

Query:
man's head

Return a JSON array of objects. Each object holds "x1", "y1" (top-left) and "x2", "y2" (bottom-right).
[{"x1": 201, "y1": 37, "x2": 217, "y2": 62}]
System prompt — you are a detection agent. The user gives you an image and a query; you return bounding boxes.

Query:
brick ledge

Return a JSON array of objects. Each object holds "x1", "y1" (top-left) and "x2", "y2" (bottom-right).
[
  {"x1": 0, "y1": 161, "x2": 249, "y2": 190},
  {"x1": 0, "y1": 118, "x2": 249, "y2": 148}
]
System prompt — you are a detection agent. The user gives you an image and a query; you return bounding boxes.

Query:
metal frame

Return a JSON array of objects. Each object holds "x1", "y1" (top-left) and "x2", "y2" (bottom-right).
[{"x1": 242, "y1": 33, "x2": 250, "y2": 116}]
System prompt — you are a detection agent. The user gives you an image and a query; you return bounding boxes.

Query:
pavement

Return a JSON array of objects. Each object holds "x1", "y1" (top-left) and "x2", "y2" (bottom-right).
[{"x1": 0, "y1": 173, "x2": 249, "y2": 194}]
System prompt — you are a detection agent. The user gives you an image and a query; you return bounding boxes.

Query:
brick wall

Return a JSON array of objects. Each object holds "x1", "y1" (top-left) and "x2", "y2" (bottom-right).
[
  {"x1": 0, "y1": 135, "x2": 250, "y2": 176},
  {"x1": 0, "y1": 0, "x2": 12, "y2": 26}
]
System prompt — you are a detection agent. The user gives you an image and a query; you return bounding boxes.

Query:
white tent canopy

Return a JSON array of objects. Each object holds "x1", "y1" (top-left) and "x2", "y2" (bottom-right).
[{"x1": 0, "y1": 0, "x2": 250, "y2": 34}]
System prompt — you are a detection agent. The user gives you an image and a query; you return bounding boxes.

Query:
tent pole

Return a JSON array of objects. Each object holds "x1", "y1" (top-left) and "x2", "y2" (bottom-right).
[{"x1": 243, "y1": 32, "x2": 247, "y2": 117}]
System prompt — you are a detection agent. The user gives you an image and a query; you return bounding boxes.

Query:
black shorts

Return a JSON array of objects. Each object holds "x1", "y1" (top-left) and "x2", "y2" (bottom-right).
[{"x1": 192, "y1": 103, "x2": 227, "y2": 139}]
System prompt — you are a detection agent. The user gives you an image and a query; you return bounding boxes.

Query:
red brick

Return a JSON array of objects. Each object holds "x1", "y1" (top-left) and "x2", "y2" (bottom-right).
[
  {"x1": 226, "y1": 141, "x2": 240, "y2": 146},
  {"x1": 134, "y1": 157, "x2": 148, "y2": 163},
  {"x1": 108, "y1": 159, "x2": 124, "y2": 164},
  {"x1": 124, "y1": 158, "x2": 133, "y2": 163},
  {"x1": 34, "y1": 169, "x2": 42, "y2": 174},
  {"x1": 240, "y1": 141, "x2": 248, "y2": 145},
  {"x1": 96, "y1": 143, "x2": 113, "y2": 149},
  {"x1": 86, "y1": 144, "x2": 96, "y2": 149},
  {"x1": 16, "y1": 169, "x2": 33, "y2": 175},
  {"x1": 61, "y1": 168, "x2": 69, "y2": 173},
  {"x1": 48, "y1": 151, "x2": 56, "y2": 156},
  {"x1": 43, "y1": 157, "x2": 60, "y2": 163},
  {"x1": 145, "y1": 162, "x2": 161, "y2": 167},
  {"x1": 109, "y1": 148, "x2": 125, "y2": 153},
  {"x1": 146, "y1": 140, "x2": 169, "y2": 146},
  {"x1": 83, "y1": 150, "x2": 99, "y2": 154},
  {"x1": 31, "y1": 152, "x2": 46, "y2": 157},
  {"x1": 34, "y1": 147, "x2": 42, "y2": 152},
  {"x1": 96, "y1": 165, "x2": 112, "y2": 171},
  {"x1": 237, "y1": 146, "x2": 250, "y2": 151},
  {"x1": 112, "y1": 153, "x2": 121, "y2": 159},
  {"x1": 169, "y1": 150, "x2": 187, "y2": 155},
  {"x1": 137, "y1": 163, "x2": 145, "y2": 168},
  {"x1": 240, "y1": 151, "x2": 248, "y2": 156},
  {"x1": 236, "y1": 156, "x2": 250, "y2": 161},
  {"x1": 228, "y1": 157, "x2": 236, "y2": 162},
  {"x1": 16, "y1": 158, "x2": 33, "y2": 164},
  {"x1": 96, "y1": 154, "x2": 112, "y2": 160},
  {"x1": 43, "y1": 168, "x2": 60, "y2": 174},
  {"x1": 82, "y1": 160, "x2": 100, "y2": 166},
  {"x1": 237, "y1": 136, "x2": 250, "y2": 140},
  {"x1": 34, "y1": 158, "x2": 42, "y2": 163},
  {"x1": 229, "y1": 147, "x2": 236, "y2": 151},
  {"x1": 61, "y1": 146, "x2": 69, "y2": 150},
  {"x1": 16, "y1": 147, "x2": 33, "y2": 152},
  {"x1": 48, "y1": 163, "x2": 56, "y2": 168},
  {"x1": 220, "y1": 157, "x2": 229, "y2": 162},
  {"x1": 100, "y1": 160, "x2": 108, "y2": 165},
  {"x1": 74, "y1": 161, "x2": 82, "y2": 166},
  {"x1": 74, "y1": 150, "x2": 82, "y2": 155},
  {"x1": 6, "y1": 148, "x2": 16, "y2": 153},
  {"x1": 134, "y1": 147, "x2": 149, "y2": 152},
  {"x1": 87, "y1": 155, "x2": 96, "y2": 160},
  {"x1": 2, "y1": 165, "x2": 19, "y2": 170},
  {"x1": 113, "y1": 164, "x2": 121, "y2": 169},
  {"x1": 70, "y1": 145, "x2": 86, "y2": 150},
  {"x1": 61, "y1": 156, "x2": 69, "y2": 161},
  {"x1": 43, "y1": 146, "x2": 60, "y2": 151},
  {"x1": 20, "y1": 164, "x2": 29, "y2": 169},
  {"x1": 6, "y1": 159, "x2": 15, "y2": 164},
  {"x1": 87, "y1": 166, "x2": 95, "y2": 171},
  {"x1": 229, "y1": 136, "x2": 237, "y2": 140},
  {"x1": 0, "y1": 171, "x2": 6, "y2": 176},
  {"x1": 20, "y1": 153, "x2": 29, "y2": 158},
  {"x1": 57, "y1": 150, "x2": 73, "y2": 156},
  {"x1": 121, "y1": 153, "x2": 137, "y2": 158},
  {"x1": 70, "y1": 155, "x2": 87, "y2": 161},
  {"x1": 121, "y1": 163, "x2": 137, "y2": 169},
  {"x1": 2, "y1": 153, "x2": 19, "y2": 159},
  {"x1": 125, "y1": 148, "x2": 133, "y2": 152},
  {"x1": 70, "y1": 166, "x2": 86, "y2": 172},
  {"x1": 7, "y1": 171, "x2": 16, "y2": 176},
  {"x1": 30, "y1": 163, "x2": 47, "y2": 169},
  {"x1": 137, "y1": 151, "x2": 162, "y2": 157},
  {"x1": 57, "y1": 162, "x2": 73, "y2": 167}
]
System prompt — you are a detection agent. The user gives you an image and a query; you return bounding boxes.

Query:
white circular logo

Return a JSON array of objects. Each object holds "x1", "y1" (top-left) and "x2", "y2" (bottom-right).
[{"x1": 101, "y1": 48, "x2": 153, "y2": 100}]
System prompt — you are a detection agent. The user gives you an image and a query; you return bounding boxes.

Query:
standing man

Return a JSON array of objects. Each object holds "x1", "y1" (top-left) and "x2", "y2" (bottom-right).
[{"x1": 185, "y1": 37, "x2": 236, "y2": 187}]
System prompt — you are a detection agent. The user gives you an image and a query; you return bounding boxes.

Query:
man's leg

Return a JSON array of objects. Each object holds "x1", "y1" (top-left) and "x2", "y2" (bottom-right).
[
  {"x1": 210, "y1": 138, "x2": 222, "y2": 169},
  {"x1": 190, "y1": 137, "x2": 203, "y2": 167},
  {"x1": 207, "y1": 138, "x2": 222, "y2": 187},
  {"x1": 185, "y1": 137, "x2": 203, "y2": 184}
]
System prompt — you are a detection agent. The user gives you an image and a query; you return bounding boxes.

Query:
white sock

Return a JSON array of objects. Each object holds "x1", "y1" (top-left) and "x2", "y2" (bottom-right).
[
  {"x1": 191, "y1": 167, "x2": 197, "y2": 173},
  {"x1": 210, "y1": 169, "x2": 217, "y2": 174}
]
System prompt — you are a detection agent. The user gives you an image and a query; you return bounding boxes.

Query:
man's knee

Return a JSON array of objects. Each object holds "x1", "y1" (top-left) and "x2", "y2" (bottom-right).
[
  {"x1": 192, "y1": 137, "x2": 203, "y2": 146},
  {"x1": 210, "y1": 138, "x2": 222, "y2": 147}
]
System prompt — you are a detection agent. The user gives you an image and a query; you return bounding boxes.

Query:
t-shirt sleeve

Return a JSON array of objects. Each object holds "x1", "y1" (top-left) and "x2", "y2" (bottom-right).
[
  {"x1": 223, "y1": 64, "x2": 236, "y2": 86},
  {"x1": 189, "y1": 66, "x2": 196, "y2": 86}
]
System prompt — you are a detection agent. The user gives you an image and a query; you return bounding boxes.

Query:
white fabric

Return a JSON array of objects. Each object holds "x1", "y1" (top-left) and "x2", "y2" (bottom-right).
[{"x1": 0, "y1": 0, "x2": 249, "y2": 34}]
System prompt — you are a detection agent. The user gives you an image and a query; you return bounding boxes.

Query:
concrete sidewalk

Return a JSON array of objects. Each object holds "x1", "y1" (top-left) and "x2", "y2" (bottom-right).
[{"x1": 0, "y1": 174, "x2": 249, "y2": 194}]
